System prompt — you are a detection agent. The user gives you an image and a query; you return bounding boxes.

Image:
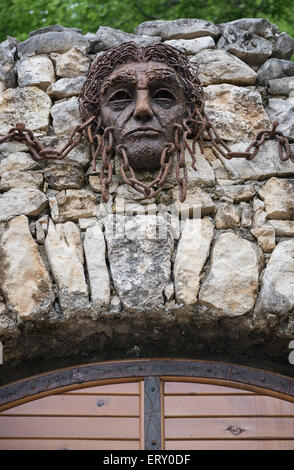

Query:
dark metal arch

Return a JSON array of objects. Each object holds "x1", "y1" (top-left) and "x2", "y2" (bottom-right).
[{"x1": 1, "y1": 358, "x2": 294, "y2": 411}]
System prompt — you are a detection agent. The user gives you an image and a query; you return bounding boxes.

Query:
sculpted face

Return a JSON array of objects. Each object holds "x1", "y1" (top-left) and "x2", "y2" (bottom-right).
[{"x1": 99, "y1": 61, "x2": 188, "y2": 171}]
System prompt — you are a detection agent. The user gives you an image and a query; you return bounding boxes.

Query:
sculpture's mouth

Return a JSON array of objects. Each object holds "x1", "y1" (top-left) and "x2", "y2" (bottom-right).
[{"x1": 123, "y1": 127, "x2": 163, "y2": 138}]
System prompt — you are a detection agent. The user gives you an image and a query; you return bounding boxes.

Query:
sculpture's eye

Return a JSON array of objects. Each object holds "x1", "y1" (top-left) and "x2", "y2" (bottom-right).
[
  {"x1": 153, "y1": 89, "x2": 176, "y2": 108},
  {"x1": 109, "y1": 90, "x2": 132, "y2": 110}
]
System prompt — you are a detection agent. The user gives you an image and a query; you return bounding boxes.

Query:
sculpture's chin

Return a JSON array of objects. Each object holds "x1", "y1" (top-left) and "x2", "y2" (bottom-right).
[{"x1": 119, "y1": 138, "x2": 169, "y2": 172}]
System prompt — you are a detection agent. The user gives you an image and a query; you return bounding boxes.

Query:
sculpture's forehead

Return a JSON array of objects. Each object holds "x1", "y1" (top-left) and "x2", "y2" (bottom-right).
[{"x1": 101, "y1": 61, "x2": 181, "y2": 91}]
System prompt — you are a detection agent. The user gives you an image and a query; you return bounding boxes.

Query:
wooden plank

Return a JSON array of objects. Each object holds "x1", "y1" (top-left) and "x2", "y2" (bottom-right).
[
  {"x1": 165, "y1": 440, "x2": 294, "y2": 450},
  {"x1": 144, "y1": 377, "x2": 161, "y2": 450},
  {"x1": 0, "y1": 439, "x2": 140, "y2": 450},
  {"x1": 164, "y1": 395, "x2": 294, "y2": 417},
  {"x1": 66, "y1": 382, "x2": 140, "y2": 395},
  {"x1": 164, "y1": 382, "x2": 255, "y2": 395},
  {"x1": 165, "y1": 417, "x2": 294, "y2": 439},
  {"x1": 0, "y1": 416, "x2": 139, "y2": 439},
  {"x1": 1, "y1": 395, "x2": 139, "y2": 416}
]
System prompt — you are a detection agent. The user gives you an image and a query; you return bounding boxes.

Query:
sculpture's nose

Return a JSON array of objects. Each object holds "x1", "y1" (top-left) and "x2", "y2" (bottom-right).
[{"x1": 133, "y1": 89, "x2": 153, "y2": 121}]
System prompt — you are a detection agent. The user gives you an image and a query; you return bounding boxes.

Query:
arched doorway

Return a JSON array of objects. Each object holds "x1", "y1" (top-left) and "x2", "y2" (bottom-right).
[{"x1": 1, "y1": 359, "x2": 294, "y2": 450}]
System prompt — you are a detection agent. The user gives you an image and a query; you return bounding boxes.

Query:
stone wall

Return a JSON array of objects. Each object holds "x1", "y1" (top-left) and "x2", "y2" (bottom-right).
[{"x1": 1, "y1": 18, "x2": 294, "y2": 383}]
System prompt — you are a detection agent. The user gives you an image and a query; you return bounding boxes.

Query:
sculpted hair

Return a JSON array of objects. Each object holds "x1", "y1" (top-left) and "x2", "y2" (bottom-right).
[{"x1": 78, "y1": 41, "x2": 205, "y2": 133}]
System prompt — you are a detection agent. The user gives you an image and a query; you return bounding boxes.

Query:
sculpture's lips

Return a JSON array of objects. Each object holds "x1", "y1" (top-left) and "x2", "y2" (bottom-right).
[{"x1": 123, "y1": 127, "x2": 162, "y2": 138}]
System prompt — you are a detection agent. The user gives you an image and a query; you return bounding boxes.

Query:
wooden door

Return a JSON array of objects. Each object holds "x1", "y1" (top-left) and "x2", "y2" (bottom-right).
[{"x1": 0, "y1": 359, "x2": 294, "y2": 450}]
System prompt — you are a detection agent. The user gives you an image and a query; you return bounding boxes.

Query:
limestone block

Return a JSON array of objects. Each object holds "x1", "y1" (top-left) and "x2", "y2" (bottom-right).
[
  {"x1": 251, "y1": 223, "x2": 276, "y2": 253},
  {"x1": 0, "y1": 188, "x2": 48, "y2": 222},
  {"x1": 266, "y1": 98, "x2": 294, "y2": 136},
  {"x1": 44, "y1": 220, "x2": 89, "y2": 312},
  {"x1": 0, "y1": 170, "x2": 43, "y2": 191},
  {"x1": 204, "y1": 84, "x2": 271, "y2": 141},
  {"x1": 0, "y1": 152, "x2": 40, "y2": 175},
  {"x1": 165, "y1": 37, "x2": 215, "y2": 55},
  {"x1": 199, "y1": 232, "x2": 259, "y2": 316},
  {"x1": 272, "y1": 33, "x2": 294, "y2": 60},
  {"x1": 171, "y1": 186, "x2": 215, "y2": 218},
  {"x1": 50, "y1": 96, "x2": 81, "y2": 136},
  {"x1": 268, "y1": 77, "x2": 294, "y2": 96},
  {"x1": 50, "y1": 46, "x2": 90, "y2": 78},
  {"x1": 44, "y1": 162, "x2": 85, "y2": 190},
  {"x1": 94, "y1": 26, "x2": 161, "y2": 51},
  {"x1": 257, "y1": 58, "x2": 294, "y2": 85},
  {"x1": 217, "y1": 24, "x2": 272, "y2": 65},
  {"x1": 16, "y1": 54, "x2": 55, "y2": 90},
  {"x1": 84, "y1": 223, "x2": 110, "y2": 308},
  {"x1": 47, "y1": 77, "x2": 85, "y2": 100},
  {"x1": 269, "y1": 220, "x2": 294, "y2": 237},
  {"x1": 0, "y1": 86, "x2": 51, "y2": 135},
  {"x1": 54, "y1": 189, "x2": 98, "y2": 222},
  {"x1": 218, "y1": 141, "x2": 294, "y2": 180},
  {"x1": 17, "y1": 31, "x2": 89, "y2": 57},
  {"x1": 0, "y1": 215, "x2": 54, "y2": 318},
  {"x1": 104, "y1": 214, "x2": 174, "y2": 311},
  {"x1": 214, "y1": 202, "x2": 240, "y2": 229},
  {"x1": 221, "y1": 18, "x2": 278, "y2": 39},
  {"x1": 258, "y1": 177, "x2": 294, "y2": 220},
  {"x1": 174, "y1": 217, "x2": 214, "y2": 305},
  {"x1": 190, "y1": 49, "x2": 256, "y2": 86},
  {"x1": 255, "y1": 240, "x2": 294, "y2": 314},
  {"x1": 134, "y1": 18, "x2": 221, "y2": 40}
]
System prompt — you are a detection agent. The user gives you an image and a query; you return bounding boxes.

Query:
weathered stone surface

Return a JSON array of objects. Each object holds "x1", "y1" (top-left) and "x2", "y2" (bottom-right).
[
  {"x1": 204, "y1": 84, "x2": 271, "y2": 141},
  {"x1": 268, "y1": 77, "x2": 294, "y2": 96},
  {"x1": 199, "y1": 232, "x2": 259, "y2": 316},
  {"x1": 104, "y1": 214, "x2": 173, "y2": 311},
  {"x1": 78, "y1": 217, "x2": 98, "y2": 230},
  {"x1": 0, "y1": 62, "x2": 16, "y2": 92},
  {"x1": 94, "y1": 26, "x2": 161, "y2": 52},
  {"x1": 217, "y1": 24, "x2": 272, "y2": 65},
  {"x1": 165, "y1": 37, "x2": 215, "y2": 55},
  {"x1": 16, "y1": 55, "x2": 55, "y2": 90},
  {"x1": 45, "y1": 220, "x2": 89, "y2": 312},
  {"x1": 251, "y1": 223, "x2": 276, "y2": 252},
  {"x1": 258, "y1": 177, "x2": 294, "y2": 220},
  {"x1": 212, "y1": 183, "x2": 256, "y2": 202},
  {"x1": 0, "y1": 37, "x2": 17, "y2": 63},
  {"x1": 0, "y1": 152, "x2": 40, "y2": 175},
  {"x1": 54, "y1": 189, "x2": 98, "y2": 222},
  {"x1": 18, "y1": 31, "x2": 89, "y2": 57},
  {"x1": 266, "y1": 98, "x2": 294, "y2": 136},
  {"x1": 50, "y1": 96, "x2": 81, "y2": 136},
  {"x1": 190, "y1": 49, "x2": 256, "y2": 86},
  {"x1": 241, "y1": 202, "x2": 253, "y2": 228},
  {"x1": 0, "y1": 170, "x2": 43, "y2": 191},
  {"x1": 174, "y1": 217, "x2": 214, "y2": 305},
  {"x1": 215, "y1": 202, "x2": 240, "y2": 229},
  {"x1": 50, "y1": 46, "x2": 90, "y2": 78},
  {"x1": 255, "y1": 240, "x2": 294, "y2": 314},
  {"x1": 171, "y1": 186, "x2": 215, "y2": 218},
  {"x1": 221, "y1": 18, "x2": 278, "y2": 39},
  {"x1": 44, "y1": 162, "x2": 84, "y2": 190},
  {"x1": 38, "y1": 135, "x2": 91, "y2": 167},
  {"x1": 257, "y1": 59, "x2": 294, "y2": 85},
  {"x1": 0, "y1": 188, "x2": 48, "y2": 221},
  {"x1": 272, "y1": 33, "x2": 294, "y2": 60},
  {"x1": 269, "y1": 220, "x2": 294, "y2": 236},
  {"x1": 218, "y1": 141, "x2": 294, "y2": 180},
  {"x1": 0, "y1": 215, "x2": 54, "y2": 318},
  {"x1": 84, "y1": 223, "x2": 110, "y2": 308},
  {"x1": 0, "y1": 140, "x2": 28, "y2": 155},
  {"x1": 89, "y1": 175, "x2": 119, "y2": 194},
  {"x1": 46, "y1": 77, "x2": 85, "y2": 100},
  {"x1": 134, "y1": 18, "x2": 221, "y2": 40},
  {"x1": 167, "y1": 144, "x2": 215, "y2": 188},
  {"x1": 29, "y1": 25, "x2": 83, "y2": 37},
  {"x1": 0, "y1": 86, "x2": 51, "y2": 135}
]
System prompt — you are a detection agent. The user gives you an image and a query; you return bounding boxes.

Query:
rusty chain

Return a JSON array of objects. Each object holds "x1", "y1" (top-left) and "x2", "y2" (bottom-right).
[{"x1": 0, "y1": 113, "x2": 293, "y2": 203}]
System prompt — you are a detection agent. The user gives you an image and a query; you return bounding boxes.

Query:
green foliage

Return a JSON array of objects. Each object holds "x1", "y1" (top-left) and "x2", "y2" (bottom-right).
[{"x1": 0, "y1": 0, "x2": 294, "y2": 43}]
